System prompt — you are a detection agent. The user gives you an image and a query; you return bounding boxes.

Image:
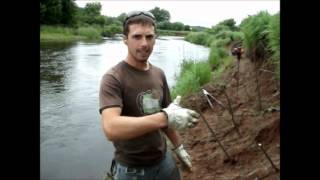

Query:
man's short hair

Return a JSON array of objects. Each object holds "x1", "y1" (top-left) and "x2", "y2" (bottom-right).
[{"x1": 123, "y1": 11, "x2": 157, "y2": 36}]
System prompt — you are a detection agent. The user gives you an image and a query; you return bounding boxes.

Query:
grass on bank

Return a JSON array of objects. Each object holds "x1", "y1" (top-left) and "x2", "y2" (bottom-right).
[
  {"x1": 171, "y1": 60, "x2": 212, "y2": 99},
  {"x1": 170, "y1": 54, "x2": 234, "y2": 99},
  {"x1": 41, "y1": 25, "x2": 191, "y2": 42},
  {"x1": 158, "y1": 30, "x2": 190, "y2": 36},
  {"x1": 41, "y1": 25, "x2": 106, "y2": 42}
]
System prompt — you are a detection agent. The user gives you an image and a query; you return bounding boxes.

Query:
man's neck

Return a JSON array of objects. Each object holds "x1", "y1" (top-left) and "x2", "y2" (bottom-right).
[{"x1": 125, "y1": 56, "x2": 149, "y2": 71}]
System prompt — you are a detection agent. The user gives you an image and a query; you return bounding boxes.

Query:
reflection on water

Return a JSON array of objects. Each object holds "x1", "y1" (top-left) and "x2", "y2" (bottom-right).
[{"x1": 40, "y1": 36, "x2": 209, "y2": 180}]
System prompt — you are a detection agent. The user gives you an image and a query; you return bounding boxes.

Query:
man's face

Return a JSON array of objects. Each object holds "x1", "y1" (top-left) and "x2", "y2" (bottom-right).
[{"x1": 124, "y1": 23, "x2": 156, "y2": 63}]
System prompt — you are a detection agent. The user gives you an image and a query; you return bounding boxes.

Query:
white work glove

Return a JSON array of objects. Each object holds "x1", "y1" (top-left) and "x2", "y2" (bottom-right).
[
  {"x1": 161, "y1": 95, "x2": 200, "y2": 131},
  {"x1": 174, "y1": 144, "x2": 192, "y2": 169}
]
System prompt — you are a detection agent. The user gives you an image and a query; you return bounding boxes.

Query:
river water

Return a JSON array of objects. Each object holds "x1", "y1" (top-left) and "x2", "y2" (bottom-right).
[{"x1": 40, "y1": 36, "x2": 209, "y2": 180}]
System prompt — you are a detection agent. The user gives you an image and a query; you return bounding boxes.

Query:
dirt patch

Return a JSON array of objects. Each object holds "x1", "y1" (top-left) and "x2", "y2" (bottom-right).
[{"x1": 177, "y1": 56, "x2": 280, "y2": 180}]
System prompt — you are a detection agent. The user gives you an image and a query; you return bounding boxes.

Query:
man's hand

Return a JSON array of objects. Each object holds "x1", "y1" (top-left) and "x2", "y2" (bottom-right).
[
  {"x1": 161, "y1": 96, "x2": 200, "y2": 131},
  {"x1": 174, "y1": 144, "x2": 192, "y2": 169}
]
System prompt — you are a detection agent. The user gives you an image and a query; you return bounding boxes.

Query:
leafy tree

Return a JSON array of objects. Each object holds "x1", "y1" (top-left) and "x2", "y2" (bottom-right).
[
  {"x1": 117, "y1": 13, "x2": 127, "y2": 23},
  {"x1": 102, "y1": 24, "x2": 122, "y2": 37},
  {"x1": 184, "y1": 25, "x2": 191, "y2": 31},
  {"x1": 149, "y1": 7, "x2": 170, "y2": 22},
  {"x1": 157, "y1": 21, "x2": 171, "y2": 30},
  {"x1": 43, "y1": 0, "x2": 63, "y2": 24},
  {"x1": 60, "y1": 0, "x2": 77, "y2": 25},
  {"x1": 40, "y1": 0, "x2": 77, "y2": 25},
  {"x1": 171, "y1": 22, "x2": 184, "y2": 31},
  {"x1": 81, "y1": 2, "x2": 102, "y2": 25},
  {"x1": 216, "y1": 18, "x2": 238, "y2": 31},
  {"x1": 84, "y1": 2, "x2": 101, "y2": 17},
  {"x1": 94, "y1": 15, "x2": 106, "y2": 26}
]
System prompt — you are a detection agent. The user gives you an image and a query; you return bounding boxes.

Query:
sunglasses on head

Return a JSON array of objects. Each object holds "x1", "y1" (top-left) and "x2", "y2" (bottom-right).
[{"x1": 123, "y1": 11, "x2": 156, "y2": 26}]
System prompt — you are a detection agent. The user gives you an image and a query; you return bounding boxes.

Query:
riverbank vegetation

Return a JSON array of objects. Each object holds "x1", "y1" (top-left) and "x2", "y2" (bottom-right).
[
  {"x1": 171, "y1": 11, "x2": 280, "y2": 99},
  {"x1": 40, "y1": 1, "x2": 194, "y2": 41}
]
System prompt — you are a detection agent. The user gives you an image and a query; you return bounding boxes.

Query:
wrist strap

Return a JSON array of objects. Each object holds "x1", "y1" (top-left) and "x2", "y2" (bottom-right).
[{"x1": 172, "y1": 144, "x2": 183, "y2": 151}]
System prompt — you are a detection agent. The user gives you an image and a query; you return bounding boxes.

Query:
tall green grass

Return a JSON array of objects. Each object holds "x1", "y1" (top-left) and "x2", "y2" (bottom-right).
[
  {"x1": 267, "y1": 13, "x2": 280, "y2": 79},
  {"x1": 40, "y1": 25, "x2": 102, "y2": 41},
  {"x1": 76, "y1": 27, "x2": 101, "y2": 39},
  {"x1": 185, "y1": 32, "x2": 214, "y2": 46},
  {"x1": 171, "y1": 60, "x2": 212, "y2": 98},
  {"x1": 240, "y1": 11, "x2": 271, "y2": 61},
  {"x1": 40, "y1": 25, "x2": 75, "y2": 35},
  {"x1": 228, "y1": 31, "x2": 244, "y2": 42},
  {"x1": 185, "y1": 30, "x2": 244, "y2": 48},
  {"x1": 211, "y1": 38, "x2": 231, "y2": 47},
  {"x1": 158, "y1": 30, "x2": 189, "y2": 36},
  {"x1": 211, "y1": 56, "x2": 234, "y2": 84},
  {"x1": 208, "y1": 46, "x2": 228, "y2": 69}
]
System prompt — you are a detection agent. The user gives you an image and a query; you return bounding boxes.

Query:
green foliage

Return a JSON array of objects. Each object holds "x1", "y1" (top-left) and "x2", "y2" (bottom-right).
[
  {"x1": 40, "y1": 0, "x2": 77, "y2": 26},
  {"x1": 40, "y1": 25, "x2": 75, "y2": 35},
  {"x1": 185, "y1": 32, "x2": 213, "y2": 46},
  {"x1": 240, "y1": 11, "x2": 272, "y2": 61},
  {"x1": 184, "y1": 25, "x2": 191, "y2": 31},
  {"x1": 83, "y1": 2, "x2": 101, "y2": 17},
  {"x1": 212, "y1": 38, "x2": 231, "y2": 47},
  {"x1": 208, "y1": 46, "x2": 228, "y2": 69},
  {"x1": 40, "y1": 25, "x2": 104, "y2": 41},
  {"x1": 171, "y1": 70, "x2": 200, "y2": 99},
  {"x1": 40, "y1": 25, "x2": 84, "y2": 42},
  {"x1": 211, "y1": 56, "x2": 234, "y2": 83},
  {"x1": 76, "y1": 27, "x2": 101, "y2": 39},
  {"x1": 157, "y1": 30, "x2": 189, "y2": 36},
  {"x1": 157, "y1": 21, "x2": 190, "y2": 32},
  {"x1": 105, "y1": 17, "x2": 122, "y2": 26},
  {"x1": 102, "y1": 25, "x2": 122, "y2": 37},
  {"x1": 94, "y1": 15, "x2": 106, "y2": 26},
  {"x1": 157, "y1": 21, "x2": 171, "y2": 30},
  {"x1": 214, "y1": 30, "x2": 231, "y2": 39},
  {"x1": 117, "y1": 13, "x2": 127, "y2": 23},
  {"x1": 205, "y1": 35, "x2": 217, "y2": 47},
  {"x1": 80, "y1": 2, "x2": 103, "y2": 25},
  {"x1": 216, "y1": 18, "x2": 238, "y2": 31},
  {"x1": 192, "y1": 62, "x2": 212, "y2": 86},
  {"x1": 207, "y1": 24, "x2": 230, "y2": 35},
  {"x1": 207, "y1": 30, "x2": 243, "y2": 47},
  {"x1": 60, "y1": 0, "x2": 77, "y2": 25},
  {"x1": 267, "y1": 13, "x2": 280, "y2": 56},
  {"x1": 171, "y1": 22, "x2": 185, "y2": 31},
  {"x1": 149, "y1": 7, "x2": 170, "y2": 22},
  {"x1": 190, "y1": 26, "x2": 209, "y2": 32},
  {"x1": 267, "y1": 13, "x2": 280, "y2": 79},
  {"x1": 228, "y1": 31, "x2": 244, "y2": 42},
  {"x1": 40, "y1": 32, "x2": 84, "y2": 42},
  {"x1": 42, "y1": 0, "x2": 63, "y2": 24},
  {"x1": 171, "y1": 60, "x2": 212, "y2": 98},
  {"x1": 185, "y1": 25, "x2": 243, "y2": 48}
]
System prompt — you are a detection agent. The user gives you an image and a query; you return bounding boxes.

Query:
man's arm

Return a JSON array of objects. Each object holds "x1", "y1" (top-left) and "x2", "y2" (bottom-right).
[
  {"x1": 101, "y1": 107, "x2": 168, "y2": 141},
  {"x1": 162, "y1": 127, "x2": 181, "y2": 148}
]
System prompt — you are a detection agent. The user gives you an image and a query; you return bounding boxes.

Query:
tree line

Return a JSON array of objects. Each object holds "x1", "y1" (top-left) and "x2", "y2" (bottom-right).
[{"x1": 40, "y1": 0, "x2": 192, "y2": 36}]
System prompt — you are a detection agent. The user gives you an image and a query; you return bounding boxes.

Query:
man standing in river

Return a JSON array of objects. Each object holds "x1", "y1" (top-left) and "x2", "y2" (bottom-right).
[{"x1": 99, "y1": 11, "x2": 200, "y2": 180}]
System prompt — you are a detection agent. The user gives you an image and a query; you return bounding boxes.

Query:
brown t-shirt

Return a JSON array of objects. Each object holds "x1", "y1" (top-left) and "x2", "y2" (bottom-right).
[{"x1": 99, "y1": 61, "x2": 171, "y2": 166}]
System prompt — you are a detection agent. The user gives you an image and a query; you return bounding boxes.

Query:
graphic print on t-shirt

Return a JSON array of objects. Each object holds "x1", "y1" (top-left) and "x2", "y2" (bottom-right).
[{"x1": 137, "y1": 90, "x2": 161, "y2": 115}]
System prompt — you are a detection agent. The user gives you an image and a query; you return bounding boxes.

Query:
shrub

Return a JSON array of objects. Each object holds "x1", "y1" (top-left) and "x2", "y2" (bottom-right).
[
  {"x1": 76, "y1": 27, "x2": 101, "y2": 39},
  {"x1": 171, "y1": 60, "x2": 212, "y2": 98},
  {"x1": 240, "y1": 11, "x2": 272, "y2": 61},
  {"x1": 208, "y1": 46, "x2": 228, "y2": 69}
]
